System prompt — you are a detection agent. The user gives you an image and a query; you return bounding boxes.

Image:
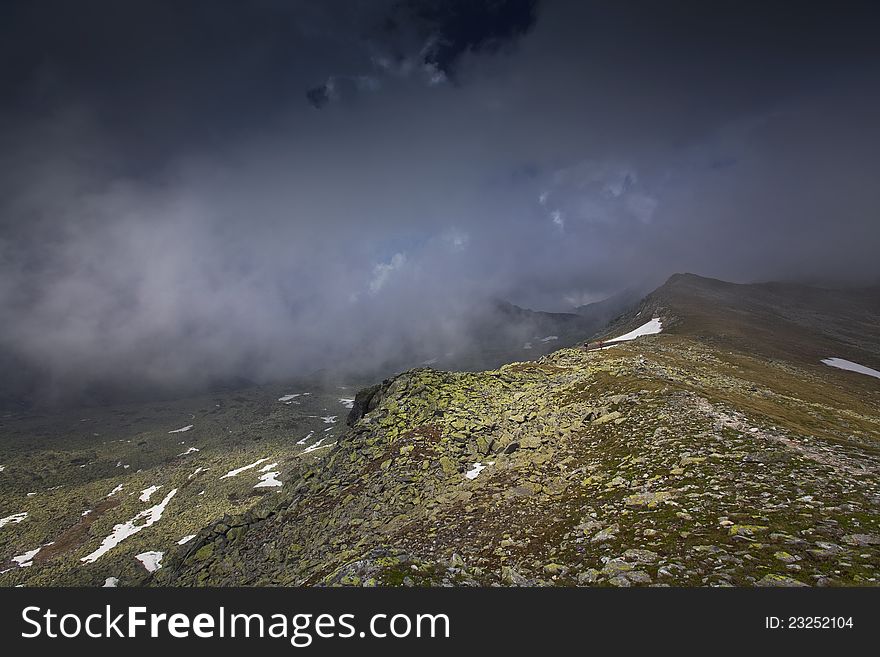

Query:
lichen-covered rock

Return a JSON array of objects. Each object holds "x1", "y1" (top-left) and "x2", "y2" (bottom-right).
[
  {"x1": 756, "y1": 574, "x2": 809, "y2": 587},
  {"x1": 625, "y1": 491, "x2": 675, "y2": 508}
]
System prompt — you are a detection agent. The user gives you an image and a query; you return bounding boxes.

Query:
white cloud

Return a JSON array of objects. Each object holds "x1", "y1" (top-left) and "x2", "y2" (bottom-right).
[
  {"x1": 443, "y1": 229, "x2": 469, "y2": 252},
  {"x1": 424, "y1": 64, "x2": 447, "y2": 86},
  {"x1": 356, "y1": 75, "x2": 381, "y2": 92},
  {"x1": 603, "y1": 168, "x2": 637, "y2": 198},
  {"x1": 369, "y1": 252, "x2": 406, "y2": 294},
  {"x1": 626, "y1": 193, "x2": 658, "y2": 223},
  {"x1": 563, "y1": 291, "x2": 606, "y2": 307}
]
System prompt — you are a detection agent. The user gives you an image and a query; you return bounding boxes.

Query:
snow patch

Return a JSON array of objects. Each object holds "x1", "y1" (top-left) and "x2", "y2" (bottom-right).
[
  {"x1": 135, "y1": 551, "x2": 164, "y2": 572},
  {"x1": 138, "y1": 485, "x2": 162, "y2": 502},
  {"x1": 177, "y1": 446, "x2": 200, "y2": 456},
  {"x1": 1, "y1": 512, "x2": 28, "y2": 528},
  {"x1": 607, "y1": 318, "x2": 663, "y2": 343},
  {"x1": 821, "y1": 357, "x2": 880, "y2": 380},
  {"x1": 107, "y1": 484, "x2": 124, "y2": 497},
  {"x1": 168, "y1": 425, "x2": 193, "y2": 434},
  {"x1": 177, "y1": 534, "x2": 197, "y2": 545},
  {"x1": 338, "y1": 398, "x2": 355, "y2": 409},
  {"x1": 13, "y1": 543, "x2": 52, "y2": 567},
  {"x1": 465, "y1": 462, "x2": 494, "y2": 480},
  {"x1": 296, "y1": 431, "x2": 314, "y2": 446},
  {"x1": 188, "y1": 466, "x2": 206, "y2": 480},
  {"x1": 254, "y1": 471, "x2": 282, "y2": 488},
  {"x1": 80, "y1": 489, "x2": 178, "y2": 563},
  {"x1": 220, "y1": 458, "x2": 269, "y2": 479},
  {"x1": 303, "y1": 439, "x2": 336, "y2": 454},
  {"x1": 321, "y1": 415, "x2": 337, "y2": 424},
  {"x1": 102, "y1": 577, "x2": 119, "y2": 587},
  {"x1": 279, "y1": 393, "x2": 309, "y2": 404},
  {"x1": 13, "y1": 548, "x2": 41, "y2": 567},
  {"x1": 540, "y1": 335, "x2": 558, "y2": 343}
]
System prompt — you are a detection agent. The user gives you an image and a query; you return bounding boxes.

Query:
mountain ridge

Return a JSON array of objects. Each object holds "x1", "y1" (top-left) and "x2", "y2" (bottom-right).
[
  {"x1": 3, "y1": 273, "x2": 878, "y2": 587},
  {"x1": 146, "y1": 273, "x2": 880, "y2": 587}
]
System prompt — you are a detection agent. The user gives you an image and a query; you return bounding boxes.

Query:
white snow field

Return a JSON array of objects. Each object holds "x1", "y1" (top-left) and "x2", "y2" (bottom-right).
[
  {"x1": 168, "y1": 425, "x2": 193, "y2": 434},
  {"x1": 13, "y1": 543, "x2": 52, "y2": 568},
  {"x1": 188, "y1": 466, "x2": 206, "y2": 480},
  {"x1": 279, "y1": 393, "x2": 310, "y2": 404},
  {"x1": 607, "y1": 318, "x2": 663, "y2": 343},
  {"x1": 1, "y1": 512, "x2": 28, "y2": 528},
  {"x1": 303, "y1": 438, "x2": 335, "y2": 454},
  {"x1": 139, "y1": 485, "x2": 162, "y2": 502},
  {"x1": 465, "y1": 462, "x2": 494, "y2": 480},
  {"x1": 220, "y1": 457, "x2": 269, "y2": 479},
  {"x1": 821, "y1": 357, "x2": 880, "y2": 380},
  {"x1": 255, "y1": 470, "x2": 282, "y2": 488},
  {"x1": 135, "y1": 551, "x2": 164, "y2": 572}
]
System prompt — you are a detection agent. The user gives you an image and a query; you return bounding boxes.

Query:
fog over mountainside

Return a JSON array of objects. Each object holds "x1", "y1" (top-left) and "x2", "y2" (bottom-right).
[{"x1": 1, "y1": 1, "x2": 879, "y2": 405}]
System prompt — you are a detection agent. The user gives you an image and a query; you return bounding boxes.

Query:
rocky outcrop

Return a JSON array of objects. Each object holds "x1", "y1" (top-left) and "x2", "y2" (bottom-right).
[{"x1": 346, "y1": 380, "x2": 391, "y2": 427}]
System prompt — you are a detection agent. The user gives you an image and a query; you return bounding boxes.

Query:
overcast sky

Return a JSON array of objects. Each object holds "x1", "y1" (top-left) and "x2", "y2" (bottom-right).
[{"x1": 1, "y1": 0, "x2": 879, "y2": 399}]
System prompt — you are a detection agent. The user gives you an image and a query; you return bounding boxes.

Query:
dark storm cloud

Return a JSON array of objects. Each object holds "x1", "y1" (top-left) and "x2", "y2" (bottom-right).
[
  {"x1": 1, "y1": 0, "x2": 879, "y2": 402},
  {"x1": 378, "y1": 0, "x2": 538, "y2": 77},
  {"x1": 306, "y1": 0, "x2": 538, "y2": 107}
]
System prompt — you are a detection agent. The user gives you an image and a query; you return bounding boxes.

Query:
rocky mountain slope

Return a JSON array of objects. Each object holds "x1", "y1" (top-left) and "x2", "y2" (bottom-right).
[
  {"x1": 0, "y1": 295, "x2": 630, "y2": 586},
  {"x1": 0, "y1": 381, "x2": 365, "y2": 586},
  {"x1": 3, "y1": 273, "x2": 878, "y2": 587},
  {"x1": 148, "y1": 274, "x2": 880, "y2": 587}
]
